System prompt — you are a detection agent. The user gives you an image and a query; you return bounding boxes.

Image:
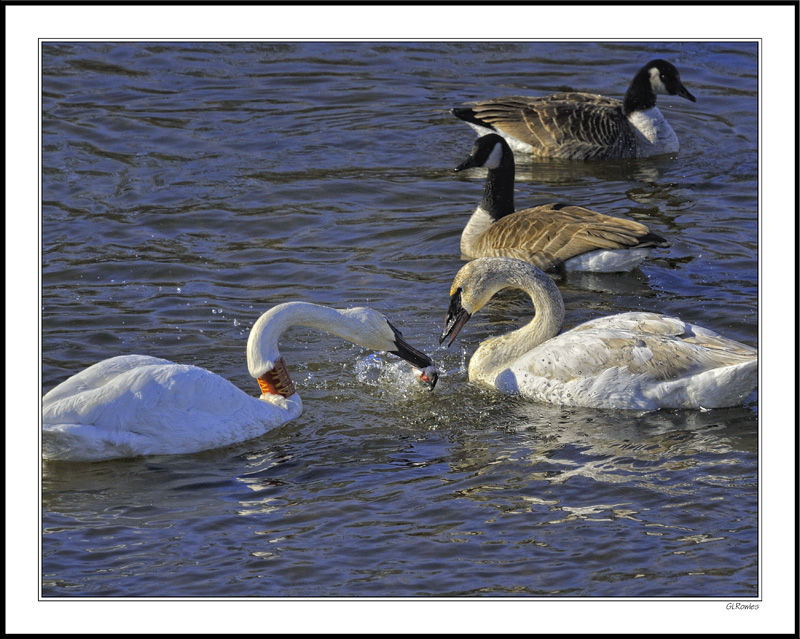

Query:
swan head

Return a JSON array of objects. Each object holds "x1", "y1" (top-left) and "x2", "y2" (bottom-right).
[
  {"x1": 439, "y1": 258, "x2": 520, "y2": 347},
  {"x1": 439, "y1": 258, "x2": 563, "y2": 348},
  {"x1": 440, "y1": 286, "x2": 472, "y2": 348},
  {"x1": 340, "y1": 307, "x2": 439, "y2": 389},
  {"x1": 247, "y1": 302, "x2": 437, "y2": 392}
]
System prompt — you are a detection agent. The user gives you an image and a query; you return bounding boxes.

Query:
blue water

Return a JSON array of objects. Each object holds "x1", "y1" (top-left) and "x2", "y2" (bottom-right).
[{"x1": 40, "y1": 41, "x2": 759, "y2": 598}]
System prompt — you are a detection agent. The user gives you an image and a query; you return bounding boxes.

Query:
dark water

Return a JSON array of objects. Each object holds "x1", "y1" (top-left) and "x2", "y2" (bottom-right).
[{"x1": 40, "y1": 41, "x2": 759, "y2": 598}]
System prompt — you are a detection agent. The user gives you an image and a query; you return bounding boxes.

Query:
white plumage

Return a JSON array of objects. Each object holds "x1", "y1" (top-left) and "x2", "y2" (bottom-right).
[
  {"x1": 43, "y1": 302, "x2": 436, "y2": 461},
  {"x1": 439, "y1": 258, "x2": 758, "y2": 411}
]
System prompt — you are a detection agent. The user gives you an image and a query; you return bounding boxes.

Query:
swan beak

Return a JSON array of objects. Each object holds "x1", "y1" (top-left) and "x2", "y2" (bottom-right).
[
  {"x1": 440, "y1": 289, "x2": 471, "y2": 348},
  {"x1": 413, "y1": 365, "x2": 439, "y2": 389},
  {"x1": 387, "y1": 321, "x2": 438, "y2": 390},
  {"x1": 676, "y1": 83, "x2": 696, "y2": 103}
]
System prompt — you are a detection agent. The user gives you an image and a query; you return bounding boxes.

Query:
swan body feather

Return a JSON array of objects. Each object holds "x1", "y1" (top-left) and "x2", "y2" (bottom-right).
[
  {"x1": 42, "y1": 355, "x2": 302, "y2": 461},
  {"x1": 440, "y1": 258, "x2": 758, "y2": 411}
]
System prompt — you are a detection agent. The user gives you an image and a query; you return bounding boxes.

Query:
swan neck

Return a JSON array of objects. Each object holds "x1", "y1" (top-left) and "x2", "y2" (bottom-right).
[
  {"x1": 256, "y1": 356, "x2": 296, "y2": 397},
  {"x1": 247, "y1": 302, "x2": 337, "y2": 379},
  {"x1": 472, "y1": 265, "x2": 565, "y2": 382},
  {"x1": 247, "y1": 302, "x2": 378, "y2": 380}
]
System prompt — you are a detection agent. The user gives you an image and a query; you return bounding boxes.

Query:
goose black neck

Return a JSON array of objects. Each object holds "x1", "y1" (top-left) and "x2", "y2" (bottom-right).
[
  {"x1": 622, "y1": 67, "x2": 657, "y2": 115},
  {"x1": 480, "y1": 151, "x2": 516, "y2": 221}
]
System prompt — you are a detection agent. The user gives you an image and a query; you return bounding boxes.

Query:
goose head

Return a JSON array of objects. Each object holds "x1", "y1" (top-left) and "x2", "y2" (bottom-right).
[
  {"x1": 454, "y1": 133, "x2": 511, "y2": 172},
  {"x1": 641, "y1": 59, "x2": 696, "y2": 102}
]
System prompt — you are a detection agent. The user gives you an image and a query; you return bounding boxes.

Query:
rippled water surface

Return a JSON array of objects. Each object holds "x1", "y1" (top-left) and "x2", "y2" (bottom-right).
[{"x1": 41, "y1": 41, "x2": 759, "y2": 598}]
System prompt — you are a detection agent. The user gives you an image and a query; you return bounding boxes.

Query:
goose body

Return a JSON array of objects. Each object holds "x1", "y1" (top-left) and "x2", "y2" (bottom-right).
[
  {"x1": 455, "y1": 134, "x2": 670, "y2": 272},
  {"x1": 452, "y1": 59, "x2": 696, "y2": 160},
  {"x1": 43, "y1": 302, "x2": 437, "y2": 462},
  {"x1": 439, "y1": 258, "x2": 758, "y2": 411}
]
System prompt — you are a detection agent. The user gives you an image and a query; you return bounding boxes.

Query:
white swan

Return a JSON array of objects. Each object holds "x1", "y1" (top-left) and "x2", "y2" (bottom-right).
[
  {"x1": 455, "y1": 133, "x2": 671, "y2": 272},
  {"x1": 452, "y1": 59, "x2": 696, "y2": 160},
  {"x1": 43, "y1": 302, "x2": 438, "y2": 461},
  {"x1": 439, "y1": 258, "x2": 758, "y2": 411}
]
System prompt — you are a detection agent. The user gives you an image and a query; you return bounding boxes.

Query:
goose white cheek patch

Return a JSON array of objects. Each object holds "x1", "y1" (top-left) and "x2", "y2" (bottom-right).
[
  {"x1": 649, "y1": 67, "x2": 667, "y2": 94},
  {"x1": 485, "y1": 142, "x2": 504, "y2": 169}
]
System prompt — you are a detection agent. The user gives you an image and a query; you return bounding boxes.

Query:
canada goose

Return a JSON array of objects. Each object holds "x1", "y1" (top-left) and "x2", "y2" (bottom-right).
[
  {"x1": 452, "y1": 59, "x2": 696, "y2": 160},
  {"x1": 42, "y1": 302, "x2": 437, "y2": 461},
  {"x1": 439, "y1": 257, "x2": 758, "y2": 411},
  {"x1": 455, "y1": 133, "x2": 670, "y2": 272}
]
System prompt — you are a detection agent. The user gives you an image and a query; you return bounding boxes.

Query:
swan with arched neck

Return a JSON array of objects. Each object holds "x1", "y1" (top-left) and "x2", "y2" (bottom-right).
[
  {"x1": 439, "y1": 258, "x2": 757, "y2": 411},
  {"x1": 43, "y1": 302, "x2": 437, "y2": 461}
]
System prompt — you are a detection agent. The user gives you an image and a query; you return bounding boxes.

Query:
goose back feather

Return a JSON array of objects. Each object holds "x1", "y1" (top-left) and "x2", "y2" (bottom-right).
[
  {"x1": 455, "y1": 134, "x2": 670, "y2": 272},
  {"x1": 453, "y1": 59, "x2": 696, "y2": 160}
]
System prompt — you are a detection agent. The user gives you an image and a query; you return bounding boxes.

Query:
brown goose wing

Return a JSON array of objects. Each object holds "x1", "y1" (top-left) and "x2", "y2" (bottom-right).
[
  {"x1": 465, "y1": 94, "x2": 636, "y2": 159},
  {"x1": 477, "y1": 204, "x2": 667, "y2": 271}
]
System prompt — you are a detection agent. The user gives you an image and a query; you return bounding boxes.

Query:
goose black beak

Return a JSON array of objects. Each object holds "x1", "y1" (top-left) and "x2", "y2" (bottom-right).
[
  {"x1": 439, "y1": 288, "x2": 471, "y2": 348},
  {"x1": 387, "y1": 321, "x2": 438, "y2": 390},
  {"x1": 454, "y1": 154, "x2": 480, "y2": 172},
  {"x1": 676, "y1": 83, "x2": 696, "y2": 103}
]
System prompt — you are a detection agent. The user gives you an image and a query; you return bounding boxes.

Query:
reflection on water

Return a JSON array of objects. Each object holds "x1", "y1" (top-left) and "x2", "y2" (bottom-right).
[{"x1": 41, "y1": 41, "x2": 758, "y2": 598}]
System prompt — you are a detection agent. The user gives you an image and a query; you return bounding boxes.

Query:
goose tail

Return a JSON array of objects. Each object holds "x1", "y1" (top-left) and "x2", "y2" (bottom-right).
[
  {"x1": 451, "y1": 107, "x2": 493, "y2": 130},
  {"x1": 638, "y1": 231, "x2": 672, "y2": 249}
]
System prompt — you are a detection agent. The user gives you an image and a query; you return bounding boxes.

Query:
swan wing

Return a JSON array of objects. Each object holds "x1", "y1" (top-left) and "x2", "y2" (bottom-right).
[
  {"x1": 42, "y1": 354, "x2": 174, "y2": 404},
  {"x1": 501, "y1": 312, "x2": 758, "y2": 410},
  {"x1": 42, "y1": 360, "x2": 301, "y2": 461}
]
